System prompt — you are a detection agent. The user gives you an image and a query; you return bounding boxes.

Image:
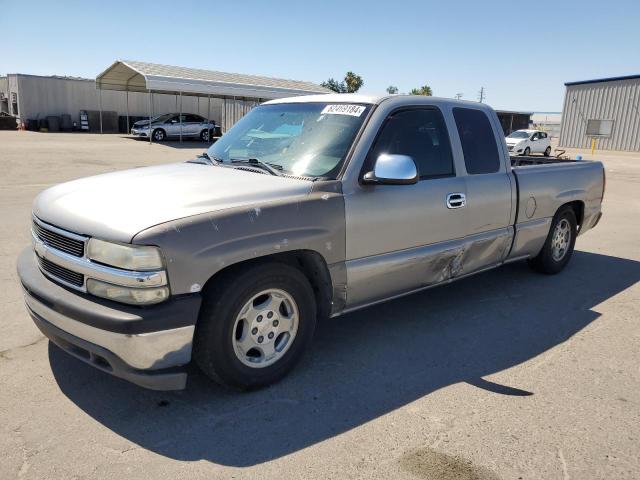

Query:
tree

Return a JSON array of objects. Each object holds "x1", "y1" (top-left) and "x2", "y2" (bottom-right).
[
  {"x1": 344, "y1": 72, "x2": 364, "y2": 93},
  {"x1": 386, "y1": 85, "x2": 399, "y2": 94},
  {"x1": 321, "y1": 72, "x2": 364, "y2": 93},
  {"x1": 410, "y1": 85, "x2": 433, "y2": 96},
  {"x1": 321, "y1": 78, "x2": 346, "y2": 93}
]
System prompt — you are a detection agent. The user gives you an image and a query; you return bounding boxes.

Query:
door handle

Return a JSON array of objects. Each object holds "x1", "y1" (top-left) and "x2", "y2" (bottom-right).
[{"x1": 446, "y1": 193, "x2": 466, "y2": 209}]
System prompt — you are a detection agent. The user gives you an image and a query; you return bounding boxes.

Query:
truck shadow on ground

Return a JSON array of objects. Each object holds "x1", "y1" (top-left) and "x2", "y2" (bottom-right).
[{"x1": 49, "y1": 251, "x2": 640, "y2": 467}]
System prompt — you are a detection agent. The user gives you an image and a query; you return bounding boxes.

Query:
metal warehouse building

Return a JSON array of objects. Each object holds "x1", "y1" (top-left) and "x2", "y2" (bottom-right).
[
  {"x1": 558, "y1": 74, "x2": 640, "y2": 152},
  {"x1": 0, "y1": 60, "x2": 330, "y2": 133}
]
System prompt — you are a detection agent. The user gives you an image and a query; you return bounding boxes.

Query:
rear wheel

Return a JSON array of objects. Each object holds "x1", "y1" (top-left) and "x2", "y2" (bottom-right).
[
  {"x1": 152, "y1": 128, "x2": 166, "y2": 142},
  {"x1": 544, "y1": 146, "x2": 551, "y2": 156},
  {"x1": 194, "y1": 262, "x2": 317, "y2": 389},
  {"x1": 528, "y1": 206, "x2": 577, "y2": 274}
]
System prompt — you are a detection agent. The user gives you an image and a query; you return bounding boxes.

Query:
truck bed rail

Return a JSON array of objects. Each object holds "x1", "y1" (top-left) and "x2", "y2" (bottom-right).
[{"x1": 510, "y1": 156, "x2": 579, "y2": 167}]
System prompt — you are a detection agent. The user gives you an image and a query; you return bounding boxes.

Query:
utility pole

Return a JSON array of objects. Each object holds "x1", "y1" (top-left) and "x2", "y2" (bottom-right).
[
  {"x1": 454, "y1": 93, "x2": 463, "y2": 100},
  {"x1": 478, "y1": 87, "x2": 486, "y2": 103}
]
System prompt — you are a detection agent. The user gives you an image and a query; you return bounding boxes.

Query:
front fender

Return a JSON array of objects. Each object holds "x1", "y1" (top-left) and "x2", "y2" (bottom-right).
[{"x1": 133, "y1": 186, "x2": 346, "y2": 296}]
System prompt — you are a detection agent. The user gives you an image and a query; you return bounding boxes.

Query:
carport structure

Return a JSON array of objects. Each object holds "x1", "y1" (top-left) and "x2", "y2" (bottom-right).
[{"x1": 95, "y1": 60, "x2": 330, "y2": 142}]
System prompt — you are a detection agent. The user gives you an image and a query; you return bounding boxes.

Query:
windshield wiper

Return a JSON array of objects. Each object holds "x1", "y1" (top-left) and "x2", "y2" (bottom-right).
[
  {"x1": 230, "y1": 158, "x2": 282, "y2": 176},
  {"x1": 188, "y1": 152, "x2": 222, "y2": 166}
]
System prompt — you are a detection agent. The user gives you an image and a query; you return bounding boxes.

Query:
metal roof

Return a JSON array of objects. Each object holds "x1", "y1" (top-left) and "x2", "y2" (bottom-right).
[
  {"x1": 96, "y1": 60, "x2": 331, "y2": 99},
  {"x1": 564, "y1": 74, "x2": 640, "y2": 86}
]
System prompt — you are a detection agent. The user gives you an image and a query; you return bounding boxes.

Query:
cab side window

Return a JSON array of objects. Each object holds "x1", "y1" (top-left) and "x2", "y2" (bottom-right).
[
  {"x1": 368, "y1": 108, "x2": 455, "y2": 179},
  {"x1": 452, "y1": 107, "x2": 501, "y2": 174}
]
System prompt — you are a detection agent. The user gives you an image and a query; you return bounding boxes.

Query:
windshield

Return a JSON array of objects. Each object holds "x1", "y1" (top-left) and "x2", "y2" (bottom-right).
[
  {"x1": 507, "y1": 131, "x2": 530, "y2": 139},
  {"x1": 207, "y1": 103, "x2": 371, "y2": 178}
]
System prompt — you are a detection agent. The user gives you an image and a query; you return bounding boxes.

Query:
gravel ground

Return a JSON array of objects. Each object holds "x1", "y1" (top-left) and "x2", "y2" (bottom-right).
[{"x1": 1, "y1": 132, "x2": 639, "y2": 479}]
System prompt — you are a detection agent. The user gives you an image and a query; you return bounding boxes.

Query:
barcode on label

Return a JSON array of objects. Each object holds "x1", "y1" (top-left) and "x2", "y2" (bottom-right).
[{"x1": 321, "y1": 104, "x2": 366, "y2": 117}]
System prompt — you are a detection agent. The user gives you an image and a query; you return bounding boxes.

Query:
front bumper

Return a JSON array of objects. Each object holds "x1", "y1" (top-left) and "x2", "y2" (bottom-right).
[
  {"x1": 131, "y1": 128, "x2": 149, "y2": 137},
  {"x1": 507, "y1": 145, "x2": 524, "y2": 154},
  {"x1": 17, "y1": 247, "x2": 201, "y2": 390}
]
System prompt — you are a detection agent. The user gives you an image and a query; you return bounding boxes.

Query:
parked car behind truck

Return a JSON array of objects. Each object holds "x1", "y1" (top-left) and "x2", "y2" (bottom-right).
[
  {"x1": 506, "y1": 129, "x2": 552, "y2": 156},
  {"x1": 18, "y1": 95, "x2": 605, "y2": 391},
  {"x1": 131, "y1": 113, "x2": 216, "y2": 141}
]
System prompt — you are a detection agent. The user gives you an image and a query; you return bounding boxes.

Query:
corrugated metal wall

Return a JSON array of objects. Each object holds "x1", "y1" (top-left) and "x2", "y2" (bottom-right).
[
  {"x1": 9, "y1": 74, "x2": 275, "y2": 134},
  {"x1": 221, "y1": 98, "x2": 261, "y2": 132},
  {"x1": 12, "y1": 75, "x2": 224, "y2": 125},
  {"x1": 558, "y1": 78, "x2": 640, "y2": 151}
]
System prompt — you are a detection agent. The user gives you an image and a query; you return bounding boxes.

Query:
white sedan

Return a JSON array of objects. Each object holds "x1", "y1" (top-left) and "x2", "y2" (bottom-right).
[{"x1": 506, "y1": 129, "x2": 551, "y2": 156}]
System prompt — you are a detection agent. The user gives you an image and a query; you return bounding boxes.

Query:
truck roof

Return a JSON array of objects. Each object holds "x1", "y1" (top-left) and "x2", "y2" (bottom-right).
[
  {"x1": 264, "y1": 93, "x2": 382, "y2": 105},
  {"x1": 264, "y1": 94, "x2": 495, "y2": 110}
]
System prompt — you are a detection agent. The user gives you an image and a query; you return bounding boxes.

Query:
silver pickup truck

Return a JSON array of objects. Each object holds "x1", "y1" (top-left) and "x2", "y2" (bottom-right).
[{"x1": 17, "y1": 95, "x2": 605, "y2": 391}]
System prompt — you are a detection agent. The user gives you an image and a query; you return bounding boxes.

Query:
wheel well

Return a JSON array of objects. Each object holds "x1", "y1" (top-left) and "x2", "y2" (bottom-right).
[
  {"x1": 201, "y1": 250, "x2": 333, "y2": 321},
  {"x1": 561, "y1": 200, "x2": 584, "y2": 228}
]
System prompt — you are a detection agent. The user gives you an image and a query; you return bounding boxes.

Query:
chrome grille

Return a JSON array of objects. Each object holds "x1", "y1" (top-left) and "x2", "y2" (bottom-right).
[
  {"x1": 37, "y1": 255, "x2": 84, "y2": 287},
  {"x1": 32, "y1": 219, "x2": 85, "y2": 257}
]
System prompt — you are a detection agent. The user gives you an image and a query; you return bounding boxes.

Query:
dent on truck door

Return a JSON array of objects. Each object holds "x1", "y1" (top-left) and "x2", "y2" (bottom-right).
[
  {"x1": 344, "y1": 107, "x2": 469, "y2": 309},
  {"x1": 451, "y1": 107, "x2": 513, "y2": 274}
]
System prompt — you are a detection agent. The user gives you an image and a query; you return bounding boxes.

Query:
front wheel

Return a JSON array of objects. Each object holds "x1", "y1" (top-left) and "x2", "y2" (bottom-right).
[
  {"x1": 523, "y1": 146, "x2": 531, "y2": 156},
  {"x1": 528, "y1": 206, "x2": 577, "y2": 274},
  {"x1": 194, "y1": 262, "x2": 317, "y2": 389},
  {"x1": 152, "y1": 128, "x2": 166, "y2": 142},
  {"x1": 200, "y1": 129, "x2": 210, "y2": 142},
  {"x1": 544, "y1": 146, "x2": 551, "y2": 156}
]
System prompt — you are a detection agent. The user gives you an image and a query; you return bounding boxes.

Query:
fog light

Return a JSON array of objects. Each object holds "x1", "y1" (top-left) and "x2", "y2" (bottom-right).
[{"x1": 86, "y1": 279, "x2": 169, "y2": 305}]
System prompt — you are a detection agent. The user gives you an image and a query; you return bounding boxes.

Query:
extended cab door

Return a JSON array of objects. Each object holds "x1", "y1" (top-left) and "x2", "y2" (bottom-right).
[
  {"x1": 450, "y1": 106, "x2": 514, "y2": 273},
  {"x1": 343, "y1": 105, "x2": 469, "y2": 309}
]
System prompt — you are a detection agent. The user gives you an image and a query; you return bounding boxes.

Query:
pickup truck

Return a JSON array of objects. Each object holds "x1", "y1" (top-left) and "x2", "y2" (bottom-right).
[{"x1": 17, "y1": 95, "x2": 605, "y2": 391}]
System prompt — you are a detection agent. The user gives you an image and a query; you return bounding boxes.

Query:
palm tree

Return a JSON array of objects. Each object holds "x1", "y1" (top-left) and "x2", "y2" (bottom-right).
[
  {"x1": 321, "y1": 72, "x2": 364, "y2": 93},
  {"x1": 344, "y1": 72, "x2": 364, "y2": 93},
  {"x1": 410, "y1": 85, "x2": 433, "y2": 96}
]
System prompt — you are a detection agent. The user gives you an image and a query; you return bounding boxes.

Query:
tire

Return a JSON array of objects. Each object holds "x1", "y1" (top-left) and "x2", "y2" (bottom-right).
[
  {"x1": 523, "y1": 146, "x2": 531, "y2": 156},
  {"x1": 544, "y1": 146, "x2": 551, "y2": 156},
  {"x1": 152, "y1": 128, "x2": 166, "y2": 142},
  {"x1": 194, "y1": 262, "x2": 317, "y2": 389},
  {"x1": 200, "y1": 129, "x2": 209, "y2": 142},
  {"x1": 528, "y1": 206, "x2": 577, "y2": 274}
]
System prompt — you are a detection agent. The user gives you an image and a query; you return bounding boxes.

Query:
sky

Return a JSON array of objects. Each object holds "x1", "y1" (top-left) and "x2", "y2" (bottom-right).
[{"x1": 2, "y1": 0, "x2": 639, "y2": 112}]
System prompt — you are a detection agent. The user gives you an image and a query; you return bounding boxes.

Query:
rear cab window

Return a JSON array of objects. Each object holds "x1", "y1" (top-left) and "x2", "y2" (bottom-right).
[{"x1": 452, "y1": 107, "x2": 501, "y2": 174}]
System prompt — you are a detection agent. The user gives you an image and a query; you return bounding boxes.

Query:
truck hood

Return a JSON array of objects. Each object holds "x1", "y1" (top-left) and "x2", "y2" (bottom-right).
[{"x1": 33, "y1": 162, "x2": 312, "y2": 243}]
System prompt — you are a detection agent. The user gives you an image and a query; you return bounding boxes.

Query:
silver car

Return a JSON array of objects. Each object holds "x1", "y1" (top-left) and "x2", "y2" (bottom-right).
[{"x1": 131, "y1": 113, "x2": 216, "y2": 142}]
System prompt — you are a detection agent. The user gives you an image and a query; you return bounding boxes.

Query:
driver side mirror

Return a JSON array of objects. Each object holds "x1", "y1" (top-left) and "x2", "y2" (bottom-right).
[
  {"x1": 362, "y1": 154, "x2": 418, "y2": 185},
  {"x1": 169, "y1": 119, "x2": 178, "y2": 124}
]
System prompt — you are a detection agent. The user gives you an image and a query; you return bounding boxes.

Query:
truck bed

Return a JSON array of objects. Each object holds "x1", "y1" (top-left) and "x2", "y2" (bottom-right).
[{"x1": 508, "y1": 154, "x2": 604, "y2": 241}]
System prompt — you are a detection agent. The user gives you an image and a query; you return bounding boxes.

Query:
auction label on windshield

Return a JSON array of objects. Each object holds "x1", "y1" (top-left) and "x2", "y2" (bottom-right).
[{"x1": 321, "y1": 104, "x2": 366, "y2": 117}]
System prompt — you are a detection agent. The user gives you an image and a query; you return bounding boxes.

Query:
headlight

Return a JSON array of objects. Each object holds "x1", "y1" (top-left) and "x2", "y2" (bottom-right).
[
  {"x1": 87, "y1": 279, "x2": 169, "y2": 305},
  {"x1": 87, "y1": 238, "x2": 164, "y2": 271}
]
